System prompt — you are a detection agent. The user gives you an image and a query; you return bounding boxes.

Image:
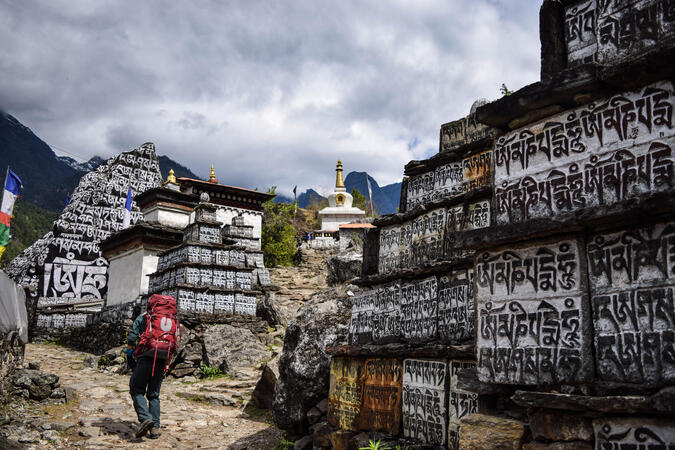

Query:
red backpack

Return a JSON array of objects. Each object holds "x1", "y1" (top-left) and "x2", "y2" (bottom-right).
[{"x1": 133, "y1": 294, "x2": 180, "y2": 376}]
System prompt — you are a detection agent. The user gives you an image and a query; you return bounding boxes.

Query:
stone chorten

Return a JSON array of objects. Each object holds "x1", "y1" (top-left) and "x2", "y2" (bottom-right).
[{"x1": 318, "y1": 160, "x2": 366, "y2": 232}]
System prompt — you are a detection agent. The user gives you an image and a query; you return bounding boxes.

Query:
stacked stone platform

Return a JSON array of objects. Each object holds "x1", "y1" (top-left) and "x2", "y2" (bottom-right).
[
  {"x1": 325, "y1": 1, "x2": 675, "y2": 448},
  {"x1": 148, "y1": 202, "x2": 271, "y2": 316}
]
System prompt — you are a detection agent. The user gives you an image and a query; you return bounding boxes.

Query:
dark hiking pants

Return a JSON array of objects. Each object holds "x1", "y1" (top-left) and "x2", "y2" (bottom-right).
[{"x1": 129, "y1": 356, "x2": 166, "y2": 427}]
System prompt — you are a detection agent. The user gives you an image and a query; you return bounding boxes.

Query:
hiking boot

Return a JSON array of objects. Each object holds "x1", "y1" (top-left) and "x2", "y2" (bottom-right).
[
  {"x1": 148, "y1": 426, "x2": 162, "y2": 439},
  {"x1": 135, "y1": 419, "x2": 154, "y2": 438}
]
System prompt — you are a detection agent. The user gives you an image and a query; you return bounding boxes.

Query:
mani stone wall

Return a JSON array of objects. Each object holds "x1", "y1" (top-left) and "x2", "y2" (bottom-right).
[
  {"x1": 148, "y1": 202, "x2": 270, "y2": 316},
  {"x1": 324, "y1": 103, "x2": 493, "y2": 449},
  {"x1": 324, "y1": 1, "x2": 675, "y2": 449},
  {"x1": 5, "y1": 143, "x2": 162, "y2": 331}
]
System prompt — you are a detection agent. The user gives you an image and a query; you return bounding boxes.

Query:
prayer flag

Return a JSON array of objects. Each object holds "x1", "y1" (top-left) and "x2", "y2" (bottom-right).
[{"x1": 0, "y1": 169, "x2": 22, "y2": 259}]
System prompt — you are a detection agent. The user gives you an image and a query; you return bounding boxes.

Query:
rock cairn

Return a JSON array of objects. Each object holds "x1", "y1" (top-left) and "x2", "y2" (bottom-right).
[
  {"x1": 5, "y1": 143, "x2": 162, "y2": 331},
  {"x1": 322, "y1": 1, "x2": 675, "y2": 449}
]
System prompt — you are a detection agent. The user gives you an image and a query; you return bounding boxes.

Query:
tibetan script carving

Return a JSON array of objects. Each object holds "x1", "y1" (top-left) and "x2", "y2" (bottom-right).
[
  {"x1": 402, "y1": 359, "x2": 447, "y2": 446},
  {"x1": 406, "y1": 151, "x2": 493, "y2": 211},
  {"x1": 594, "y1": 418, "x2": 675, "y2": 449},
  {"x1": 401, "y1": 277, "x2": 438, "y2": 342},
  {"x1": 440, "y1": 114, "x2": 495, "y2": 153},
  {"x1": 360, "y1": 358, "x2": 402, "y2": 435},
  {"x1": 494, "y1": 81, "x2": 675, "y2": 225},
  {"x1": 565, "y1": 0, "x2": 675, "y2": 67},
  {"x1": 438, "y1": 268, "x2": 474, "y2": 343},
  {"x1": 475, "y1": 238, "x2": 593, "y2": 384},
  {"x1": 328, "y1": 357, "x2": 364, "y2": 431},
  {"x1": 448, "y1": 360, "x2": 478, "y2": 450},
  {"x1": 588, "y1": 221, "x2": 675, "y2": 385}
]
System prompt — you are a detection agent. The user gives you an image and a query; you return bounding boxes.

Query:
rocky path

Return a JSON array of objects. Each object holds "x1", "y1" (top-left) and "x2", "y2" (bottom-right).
[
  {"x1": 7, "y1": 343, "x2": 284, "y2": 449},
  {"x1": 270, "y1": 247, "x2": 333, "y2": 322}
]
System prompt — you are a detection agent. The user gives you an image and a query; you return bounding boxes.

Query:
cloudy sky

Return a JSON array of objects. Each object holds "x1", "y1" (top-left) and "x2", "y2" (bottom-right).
[{"x1": 0, "y1": 0, "x2": 541, "y2": 197}]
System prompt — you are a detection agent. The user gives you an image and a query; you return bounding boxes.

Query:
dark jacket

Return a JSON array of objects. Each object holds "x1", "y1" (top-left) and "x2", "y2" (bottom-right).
[{"x1": 127, "y1": 314, "x2": 147, "y2": 347}]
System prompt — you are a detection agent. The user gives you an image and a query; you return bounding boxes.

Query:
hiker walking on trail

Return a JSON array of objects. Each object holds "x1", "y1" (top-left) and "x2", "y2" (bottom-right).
[{"x1": 126, "y1": 294, "x2": 180, "y2": 439}]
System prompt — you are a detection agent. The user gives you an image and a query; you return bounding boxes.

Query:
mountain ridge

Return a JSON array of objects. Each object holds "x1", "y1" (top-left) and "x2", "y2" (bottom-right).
[{"x1": 0, "y1": 112, "x2": 200, "y2": 212}]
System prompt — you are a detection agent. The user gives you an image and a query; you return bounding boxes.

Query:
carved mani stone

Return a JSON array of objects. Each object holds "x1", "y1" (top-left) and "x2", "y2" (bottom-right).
[
  {"x1": 448, "y1": 360, "x2": 478, "y2": 450},
  {"x1": 588, "y1": 220, "x2": 675, "y2": 386},
  {"x1": 402, "y1": 358, "x2": 448, "y2": 445},
  {"x1": 327, "y1": 357, "x2": 364, "y2": 431},
  {"x1": 593, "y1": 417, "x2": 675, "y2": 449},
  {"x1": 359, "y1": 358, "x2": 402, "y2": 435},
  {"x1": 494, "y1": 80, "x2": 675, "y2": 226},
  {"x1": 475, "y1": 237, "x2": 594, "y2": 385}
]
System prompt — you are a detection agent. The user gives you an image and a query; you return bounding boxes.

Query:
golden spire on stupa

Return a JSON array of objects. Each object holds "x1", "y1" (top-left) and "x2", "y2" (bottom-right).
[
  {"x1": 162, "y1": 169, "x2": 177, "y2": 186},
  {"x1": 335, "y1": 160, "x2": 345, "y2": 188},
  {"x1": 208, "y1": 165, "x2": 219, "y2": 184}
]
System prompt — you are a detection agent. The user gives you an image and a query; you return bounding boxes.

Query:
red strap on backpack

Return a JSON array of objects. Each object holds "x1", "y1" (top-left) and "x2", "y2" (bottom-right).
[{"x1": 134, "y1": 295, "x2": 180, "y2": 376}]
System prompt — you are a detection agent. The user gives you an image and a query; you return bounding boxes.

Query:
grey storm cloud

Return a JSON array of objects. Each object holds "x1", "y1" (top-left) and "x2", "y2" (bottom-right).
[{"x1": 0, "y1": 0, "x2": 541, "y2": 197}]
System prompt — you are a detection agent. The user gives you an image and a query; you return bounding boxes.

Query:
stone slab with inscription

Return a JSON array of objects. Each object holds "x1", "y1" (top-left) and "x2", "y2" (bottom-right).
[
  {"x1": 328, "y1": 357, "x2": 365, "y2": 431},
  {"x1": 400, "y1": 277, "x2": 438, "y2": 343},
  {"x1": 593, "y1": 417, "x2": 675, "y2": 449},
  {"x1": 25, "y1": 143, "x2": 162, "y2": 319},
  {"x1": 402, "y1": 358, "x2": 448, "y2": 446},
  {"x1": 565, "y1": 0, "x2": 675, "y2": 68},
  {"x1": 475, "y1": 237, "x2": 594, "y2": 385},
  {"x1": 405, "y1": 150, "x2": 492, "y2": 211},
  {"x1": 440, "y1": 114, "x2": 495, "y2": 153},
  {"x1": 438, "y1": 268, "x2": 474, "y2": 344},
  {"x1": 448, "y1": 360, "x2": 478, "y2": 450},
  {"x1": 359, "y1": 358, "x2": 403, "y2": 435},
  {"x1": 588, "y1": 220, "x2": 675, "y2": 386},
  {"x1": 494, "y1": 81, "x2": 675, "y2": 226}
]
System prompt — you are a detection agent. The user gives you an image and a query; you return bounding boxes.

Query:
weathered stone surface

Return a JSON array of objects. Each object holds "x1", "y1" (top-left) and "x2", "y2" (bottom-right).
[
  {"x1": 326, "y1": 252, "x2": 362, "y2": 286},
  {"x1": 494, "y1": 80, "x2": 675, "y2": 226},
  {"x1": 564, "y1": 0, "x2": 675, "y2": 67},
  {"x1": 448, "y1": 360, "x2": 478, "y2": 450},
  {"x1": 511, "y1": 388, "x2": 675, "y2": 414},
  {"x1": 329, "y1": 429, "x2": 355, "y2": 450},
  {"x1": 349, "y1": 277, "x2": 440, "y2": 345},
  {"x1": 529, "y1": 409, "x2": 592, "y2": 442},
  {"x1": 588, "y1": 220, "x2": 675, "y2": 386},
  {"x1": 359, "y1": 358, "x2": 402, "y2": 435},
  {"x1": 377, "y1": 202, "x2": 488, "y2": 274},
  {"x1": 306, "y1": 407, "x2": 322, "y2": 425},
  {"x1": 49, "y1": 388, "x2": 66, "y2": 399},
  {"x1": 402, "y1": 358, "x2": 447, "y2": 445},
  {"x1": 9, "y1": 144, "x2": 162, "y2": 328},
  {"x1": 257, "y1": 291, "x2": 286, "y2": 327},
  {"x1": 272, "y1": 286, "x2": 354, "y2": 434},
  {"x1": 594, "y1": 417, "x2": 675, "y2": 447},
  {"x1": 326, "y1": 343, "x2": 473, "y2": 359},
  {"x1": 523, "y1": 441, "x2": 592, "y2": 450},
  {"x1": 310, "y1": 421, "x2": 333, "y2": 447},
  {"x1": 251, "y1": 363, "x2": 277, "y2": 409},
  {"x1": 202, "y1": 324, "x2": 270, "y2": 374},
  {"x1": 327, "y1": 357, "x2": 364, "y2": 431},
  {"x1": 458, "y1": 414, "x2": 525, "y2": 450},
  {"x1": 439, "y1": 112, "x2": 495, "y2": 154},
  {"x1": 293, "y1": 434, "x2": 312, "y2": 450},
  {"x1": 83, "y1": 355, "x2": 100, "y2": 368},
  {"x1": 28, "y1": 384, "x2": 52, "y2": 401},
  {"x1": 475, "y1": 237, "x2": 593, "y2": 385}
]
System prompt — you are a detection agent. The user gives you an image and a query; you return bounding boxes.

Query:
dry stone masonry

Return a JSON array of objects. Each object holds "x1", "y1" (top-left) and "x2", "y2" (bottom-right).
[
  {"x1": 5, "y1": 143, "x2": 162, "y2": 331},
  {"x1": 320, "y1": 1, "x2": 675, "y2": 448},
  {"x1": 148, "y1": 201, "x2": 270, "y2": 315}
]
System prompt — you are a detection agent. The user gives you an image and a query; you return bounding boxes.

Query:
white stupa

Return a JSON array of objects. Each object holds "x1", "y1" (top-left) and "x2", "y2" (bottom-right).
[{"x1": 318, "y1": 160, "x2": 366, "y2": 232}]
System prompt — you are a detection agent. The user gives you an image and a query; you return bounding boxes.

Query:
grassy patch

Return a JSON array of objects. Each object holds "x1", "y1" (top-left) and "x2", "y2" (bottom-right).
[{"x1": 198, "y1": 364, "x2": 226, "y2": 379}]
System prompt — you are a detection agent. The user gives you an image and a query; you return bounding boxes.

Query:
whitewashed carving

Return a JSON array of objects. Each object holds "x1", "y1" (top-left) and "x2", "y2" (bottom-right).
[
  {"x1": 495, "y1": 81, "x2": 675, "y2": 225},
  {"x1": 476, "y1": 238, "x2": 592, "y2": 385},
  {"x1": 588, "y1": 221, "x2": 675, "y2": 385},
  {"x1": 402, "y1": 359, "x2": 447, "y2": 445}
]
